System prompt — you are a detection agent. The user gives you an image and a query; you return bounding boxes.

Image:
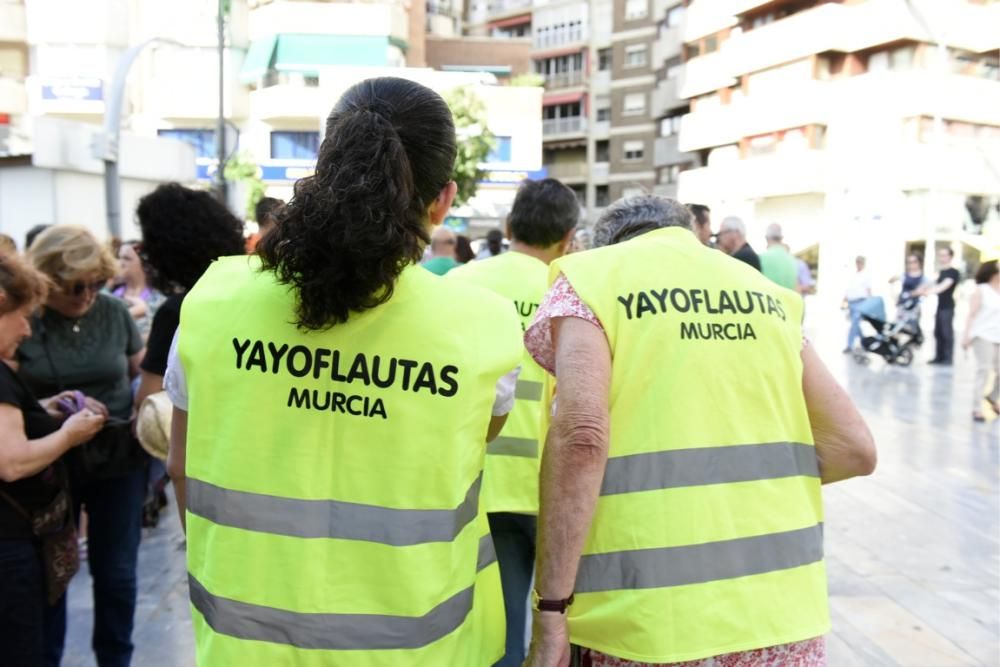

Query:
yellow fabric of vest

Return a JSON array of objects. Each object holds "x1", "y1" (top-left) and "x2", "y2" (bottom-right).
[
  {"x1": 179, "y1": 257, "x2": 523, "y2": 666},
  {"x1": 550, "y1": 227, "x2": 829, "y2": 663},
  {"x1": 449, "y1": 251, "x2": 549, "y2": 514}
]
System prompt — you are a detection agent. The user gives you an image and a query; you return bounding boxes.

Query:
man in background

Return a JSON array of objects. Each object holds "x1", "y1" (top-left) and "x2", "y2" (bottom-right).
[
  {"x1": 759, "y1": 223, "x2": 798, "y2": 290},
  {"x1": 916, "y1": 247, "x2": 962, "y2": 365},
  {"x1": 716, "y1": 216, "x2": 761, "y2": 271},
  {"x1": 687, "y1": 204, "x2": 713, "y2": 246},
  {"x1": 843, "y1": 255, "x2": 872, "y2": 353},
  {"x1": 246, "y1": 197, "x2": 285, "y2": 252},
  {"x1": 422, "y1": 226, "x2": 460, "y2": 275}
]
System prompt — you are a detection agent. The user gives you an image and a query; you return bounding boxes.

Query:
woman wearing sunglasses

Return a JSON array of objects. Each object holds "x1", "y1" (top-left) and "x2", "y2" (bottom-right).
[{"x1": 17, "y1": 224, "x2": 146, "y2": 667}]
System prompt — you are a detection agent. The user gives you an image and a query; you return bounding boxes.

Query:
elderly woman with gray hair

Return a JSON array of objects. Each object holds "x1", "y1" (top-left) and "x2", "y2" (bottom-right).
[{"x1": 523, "y1": 195, "x2": 876, "y2": 667}]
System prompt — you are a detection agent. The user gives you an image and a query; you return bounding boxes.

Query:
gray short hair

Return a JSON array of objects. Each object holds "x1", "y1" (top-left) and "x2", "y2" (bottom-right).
[
  {"x1": 719, "y1": 216, "x2": 746, "y2": 236},
  {"x1": 765, "y1": 223, "x2": 783, "y2": 241},
  {"x1": 593, "y1": 195, "x2": 693, "y2": 247}
]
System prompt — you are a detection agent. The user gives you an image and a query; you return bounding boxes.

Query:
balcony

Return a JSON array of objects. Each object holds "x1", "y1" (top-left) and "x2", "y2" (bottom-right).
[
  {"x1": 543, "y1": 117, "x2": 587, "y2": 137},
  {"x1": 487, "y1": 0, "x2": 533, "y2": 20},
  {"x1": 652, "y1": 76, "x2": 683, "y2": 118},
  {"x1": 678, "y1": 50, "x2": 734, "y2": 99},
  {"x1": 591, "y1": 69, "x2": 611, "y2": 91},
  {"x1": 654, "y1": 134, "x2": 694, "y2": 168},
  {"x1": 544, "y1": 160, "x2": 588, "y2": 183},
  {"x1": 682, "y1": 0, "x2": 736, "y2": 43},
  {"x1": 0, "y1": 2, "x2": 26, "y2": 43},
  {"x1": 543, "y1": 70, "x2": 585, "y2": 89},
  {"x1": 652, "y1": 24, "x2": 682, "y2": 68},
  {"x1": 0, "y1": 78, "x2": 26, "y2": 115},
  {"x1": 249, "y1": 84, "x2": 326, "y2": 121},
  {"x1": 652, "y1": 182, "x2": 679, "y2": 199},
  {"x1": 533, "y1": 25, "x2": 586, "y2": 50},
  {"x1": 592, "y1": 161, "x2": 610, "y2": 182},
  {"x1": 677, "y1": 149, "x2": 827, "y2": 203}
]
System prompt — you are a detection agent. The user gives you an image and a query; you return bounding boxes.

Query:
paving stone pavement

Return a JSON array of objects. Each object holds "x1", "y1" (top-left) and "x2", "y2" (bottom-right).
[{"x1": 61, "y1": 304, "x2": 999, "y2": 667}]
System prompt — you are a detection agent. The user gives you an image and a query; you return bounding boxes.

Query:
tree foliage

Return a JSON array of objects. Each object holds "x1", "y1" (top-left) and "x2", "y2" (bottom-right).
[
  {"x1": 445, "y1": 87, "x2": 495, "y2": 208},
  {"x1": 223, "y1": 150, "x2": 267, "y2": 220}
]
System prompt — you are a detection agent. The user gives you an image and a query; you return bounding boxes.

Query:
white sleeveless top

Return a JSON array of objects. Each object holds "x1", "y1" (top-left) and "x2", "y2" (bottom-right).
[{"x1": 970, "y1": 283, "x2": 1000, "y2": 344}]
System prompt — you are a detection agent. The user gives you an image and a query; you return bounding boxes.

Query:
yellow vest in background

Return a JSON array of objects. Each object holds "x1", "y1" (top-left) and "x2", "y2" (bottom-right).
[
  {"x1": 450, "y1": 252, "x2": 549, "y2": 515},
  {"x1": 551, "y1": 227, "x2": 829, "y2": 663},
  {"x1": 179, "y1": 257, "x2": 523, "y2": 666}
]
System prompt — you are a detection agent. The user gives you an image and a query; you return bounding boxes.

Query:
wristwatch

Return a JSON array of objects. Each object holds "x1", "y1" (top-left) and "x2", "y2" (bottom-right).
[{"x1": 531, "y1": 589, "x2": 575, "y2": 614}]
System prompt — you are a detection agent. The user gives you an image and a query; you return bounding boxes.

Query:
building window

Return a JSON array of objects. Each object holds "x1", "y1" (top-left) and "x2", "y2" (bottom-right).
[
  {"x1": 622, "y1": 186, "x2": 645, "y2": 198},
  {"x1": 623, "y1": 140, "x2": 644, "y2": 161},
  {"x1": 659, "y1": 114, "x2": 683, "y2": 137},
  {"x1": 157, "y1": 129, "x2": 216, "y2": 158},
  {"x1": 598, "y1": 48, "x2": 612, "y2": 71},
  {"x1": 623, "y1": 92, "x2": 646, "y2": 116},
  {"x1": 625, "y1": 0, "x2": 648, "y2": 20},
  {"x1": 664, "y1": 56, "x2": 682, "y2": 80},
  {"x1": 596, "y1": 106, "x2": 611, "y2": 122},
  {"x1": 488, "y1": 136, "x2": 513, "y2": 163},
  {"x1": 596, "y1": 185, "x2": 610, "y2": 207},
  {"x1": 624, "y1": 44, "x2": 648, "y2": 68},
  {"x1": 658, "y1": 163, "x2": 689, "y2": 184},
  {"x1": 570, "y1": 185, "x2": 586, "y2": 204},
  {"x1": 270, "y1": 131, "x2": 321, "y2": 159},
  {"x1": 596, "y1": 140, "x2": 610, "y2": 162},
  {"x1": 665, "y1": 4, "x2": 684, "y2": 28},
  {"x1": 703, "y1": 36, "x2": 718, "y2": 54}
]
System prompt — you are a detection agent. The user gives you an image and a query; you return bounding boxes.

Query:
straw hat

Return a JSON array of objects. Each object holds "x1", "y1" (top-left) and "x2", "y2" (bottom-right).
[{"x1": 136, "y1": 391, "x2": 172, "y2": 461}]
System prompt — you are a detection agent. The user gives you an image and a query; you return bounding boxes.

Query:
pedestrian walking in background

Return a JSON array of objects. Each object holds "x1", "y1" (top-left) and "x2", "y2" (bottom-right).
[
  {"x1": 523, "y1": 195, "x2": 875, "y2": 667},
  {"x1": 450, "y1": 177, "x2": 579, "y2": 667},
  {"x1": 0, "y1": 250, "x2": 106, "y2": 667},
  {"x1": 477, "y1": 227, "x2": 507, "y2": 259},
  {"x1": 715, "y1": 216, "x2": 761, "y2": 270},
  {"x1": 110, "y1": 241, "x2": 164, "y2": 341},
  {"x1": 686, "y1": 203, "x2": 713, "y2": 246},
  {"x1": 759, "y1": 223, "x2": 799, "y2": 290},
  {"x1": 917, "y1": 247, "x2": 961, "y2": 365},
  {"x1": 166, "y1": 77, "x2": 522, "y2": 666},
  {"x1": 962, "y1": 260, "x2": 1000, "y2": 421},
  {"x1": 19, "y1": 226, "x2": 147, "y2": 667},
  {"x1": 422, "y1": 226, "x2": 461, "y2": 275},
  {"x1": 796, "y1": 254, "x2": 815, "y2": 295},
  {"x1": 843, "y1": 255, "x2": 872, "y2": 353},
  {"x1": 456, "y1": 234, "x2": 476, "y2": 264},
  {"x1": 245, "y1": 196, "x2": 285, "y2": 253},
  {"x1": 131, "y1": 183, "x2": 246, "y2": 528}
]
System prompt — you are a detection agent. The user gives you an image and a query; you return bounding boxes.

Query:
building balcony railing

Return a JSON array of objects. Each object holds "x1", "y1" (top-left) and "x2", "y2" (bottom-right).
[
  {"x1": 545, "y1": 160, "x2": 588, "y2": 182},
  {"x1": 487, "y1": 0, "x2": 533, "y2": 19},
  {"x1": 652, "y1": 76, "x2": 683, "y2": 118},
  {"x1": 542, "y1": 70, "x2": 585, "y2": 89},
  {"x1": 543, "y1": 117, "x2": 587, "y2": 136},
  {"x1": 533, "y1": 26, "x2": 586, "y2": 50}
]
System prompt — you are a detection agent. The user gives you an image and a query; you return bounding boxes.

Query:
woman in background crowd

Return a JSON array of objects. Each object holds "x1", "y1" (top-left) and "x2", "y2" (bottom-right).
[
  {"x1": 456, "y1": 234, "x2": 476, "y2": 264},
  {"x1": 0, "y1": 250, "x2": 106, "y2": 667},
  {"x1": 18, "y1": 225, "x2": 145, "y2": 667},
  {"x1": 111, "y1": 241, "x2": 163, "y2": 341},
  {"x1": 963, "y1": 260, "x2": 1000, "y2": 422}
]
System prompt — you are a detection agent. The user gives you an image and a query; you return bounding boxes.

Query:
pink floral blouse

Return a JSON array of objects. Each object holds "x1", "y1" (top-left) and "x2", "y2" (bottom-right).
[{"x1": 523, "y1": 274, "x2": 825, "y2": 667}]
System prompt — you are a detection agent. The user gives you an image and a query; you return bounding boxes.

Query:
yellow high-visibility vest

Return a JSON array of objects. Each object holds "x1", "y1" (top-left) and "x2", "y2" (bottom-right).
[
  {"x1": 550, "y1": 227, "x2": 829, "y2": 663},
  {"x1": 179, "y1": 256, "x2": 523, "y2": 666},
  {"x1": 450, "y1": 251, "x2": 548, "y2": 514}
]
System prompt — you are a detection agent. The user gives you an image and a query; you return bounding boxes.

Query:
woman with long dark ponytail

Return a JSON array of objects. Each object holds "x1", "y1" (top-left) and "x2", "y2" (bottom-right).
[{"x1": 165, "y1": 78, "x2": 523, "y2": 665}]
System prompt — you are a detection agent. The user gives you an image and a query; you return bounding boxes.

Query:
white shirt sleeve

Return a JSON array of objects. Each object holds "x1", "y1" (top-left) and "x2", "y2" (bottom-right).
[
  {"x1": 492, "y1": 366, "x2": 521, "y2": 417},
  {"x1": 163, "y1": 331, "x2": 188, "y2": 411}
]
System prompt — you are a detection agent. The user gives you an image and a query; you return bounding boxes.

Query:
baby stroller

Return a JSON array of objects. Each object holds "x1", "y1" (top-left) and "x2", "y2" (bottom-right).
[{"x1": 852, "y1": 294, "x2": 924, "y2": 366}]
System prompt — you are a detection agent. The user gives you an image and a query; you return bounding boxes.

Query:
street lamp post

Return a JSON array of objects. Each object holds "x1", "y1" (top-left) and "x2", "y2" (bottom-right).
[{"x1": 215, "y1": 0, "x2": 228, "y2": 204}]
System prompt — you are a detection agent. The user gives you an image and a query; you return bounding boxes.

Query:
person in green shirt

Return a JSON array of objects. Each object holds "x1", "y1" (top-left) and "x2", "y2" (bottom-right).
[
  {"x1": 421, "y1": 226, "x2": 460, "y2": 275},
  {"x1": 759, "y1": 223, "x2": 799, "y2": 291}
]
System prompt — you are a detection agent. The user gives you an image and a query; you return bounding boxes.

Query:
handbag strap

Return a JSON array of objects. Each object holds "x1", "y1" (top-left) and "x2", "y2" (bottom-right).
[{"x1": 0, "y1": 487, "x2": 32, "y2": 522}]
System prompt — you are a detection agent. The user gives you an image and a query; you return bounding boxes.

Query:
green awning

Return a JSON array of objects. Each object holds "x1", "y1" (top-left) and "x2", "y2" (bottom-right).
[
  {"x1": 239, "y1": 34, "x2": 278, "y2": 84},
  {"x1": 273, "y1": 34, "x2": 392, "y2": 74}
]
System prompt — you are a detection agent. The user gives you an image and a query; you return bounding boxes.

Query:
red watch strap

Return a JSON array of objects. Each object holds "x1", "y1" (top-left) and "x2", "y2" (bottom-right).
[{"x1": 537, "y1": 593, "x2": 575, "y2": 613}]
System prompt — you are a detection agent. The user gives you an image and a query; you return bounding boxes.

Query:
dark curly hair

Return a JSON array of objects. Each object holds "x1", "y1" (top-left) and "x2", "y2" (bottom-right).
[
  {"x1": 136, "y1": 183, "x2": 246, "y2": 293},
  {"x1": 258, "y1": 77, "x2": 457, "y2": 330}
]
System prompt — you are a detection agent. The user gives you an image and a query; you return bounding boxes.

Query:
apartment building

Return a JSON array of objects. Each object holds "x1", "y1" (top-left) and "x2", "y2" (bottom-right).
[
  {"x1": 675, "y1": 0, "x2": 1000, "y2": 290},
  {"x1": 0, "y1": 0, "x2": 543, "y2": 235}
]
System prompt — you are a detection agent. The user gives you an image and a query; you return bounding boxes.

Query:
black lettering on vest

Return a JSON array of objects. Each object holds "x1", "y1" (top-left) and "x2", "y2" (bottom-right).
[
  {"x1": 775, "y1": 299, "x2": 787, "y2": 322},
  {"x1": 233, "y1": 338, "x2": 252, "y2": 369},
  {"x1": 617, "y1": 293, "x2": 635, "y2": 320},
  {"x1": 287, "y1": 345, "x2": 312, "y2": 378},
  {"x1": 312, "y1": 390, "x2": 331, "y2": 410},
  {"x1": 371, "y1": 355, "x2": 397, "y2": 389},
  {"x1": 688, "y1": 289, "x2": 704, "y2": 313},
  {"x1": 397, "y1": 359, "x2": 418, "y2": 390},
  {"x1": 703, "y1": 289, "x2": 720, "y2": 315},
  {"x1": 751, "y1": 291, "x2": 767, "y2": 311},
  {"x1": 515, "y1": 301, "x2": 538, "y2": 318},
  {"x1": 370, "y1": 398, "x2": 388, "y2": 419},
  {"x1": 669, "y1": 288, "x2": 691, "y2": 313},
  {"x1": 635, "y1": 292, "x2": 657, "y2": 318},
  {"x1": 651, "y1": 288, "x2": 669, "y2": 313},
  {"x1": 766, "y1": 295, "x2": 779, "y2": 318},
  {"x1": 734, "y1": 291, "x2": 755, "y2": 314},
  {"x1": 330, "y1": 350, "x2": 347, "y2": 382},
  {"x1": 313, "y1": 348, "x2": 331, "y2": 380},
  {"x1": 268, "y1": 343, "x2": 289, "y2": 374},
  {"x1": 413, "y1": 362, "x2": 438, "y2": 394},
  {"x1": 717, "y1": 290, "x2": 737, "y2": 315},
  {"x1": 711, "y1": 323, "x2": 724, "y2": 338},
  {"x1": 680, "y1": 322, "x2": 699, "y2": 339},
  {"x1": 347, "y1": 353, "x2": 371, "y2": 386},
  {"x1": 288, "y1": 387, "x2": 310, "y2": 409},
  {"x1": 347, "y1": 395, "x2": 364, "y2": 416},
  {"x1": 438, "y1": 365, "x2": 459, "y2": 398},
  {"x1": 698, "y1": 323, "x2": 712, "y2": 338},
  {"x1": 245, "y1": 341, "x2": 267, "y2": 373},
  {"x1": 724, "y1": 323, "x2": 738, "y2": 339},
  {"x1": 331, "y1": 392, "x2": 347, "y2": 413},
  {"x1": 744, "y1": 322, "x2": 758, "y2": 339}
]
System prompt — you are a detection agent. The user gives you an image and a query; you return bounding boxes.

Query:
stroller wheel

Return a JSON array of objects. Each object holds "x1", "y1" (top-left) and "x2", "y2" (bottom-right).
[{"x1": 894, "y1": 347, "x2": 914, "y2": 367}]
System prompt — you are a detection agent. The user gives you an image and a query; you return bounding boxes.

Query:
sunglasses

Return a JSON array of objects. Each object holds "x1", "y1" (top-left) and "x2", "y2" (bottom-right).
[{"x1": 62, "y1": 280, "x2": 105, "y2": 297}]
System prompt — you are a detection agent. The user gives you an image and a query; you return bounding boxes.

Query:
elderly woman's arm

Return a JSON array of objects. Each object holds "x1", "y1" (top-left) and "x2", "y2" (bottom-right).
[
  {"x1": 802, "y1": 343, "x2": 877, "y2": 483},
  {"x1": 0, "y1": 405, "x2": 104, "y2": 481},
  {"x1": 527, "y1": 317, "x2": 612, "y2": 667}
]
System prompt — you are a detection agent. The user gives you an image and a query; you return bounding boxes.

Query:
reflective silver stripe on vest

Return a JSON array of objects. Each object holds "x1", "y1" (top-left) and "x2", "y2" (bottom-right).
[
  {"x1": 189, "y1": 573, "x2": 476, "y2": 651},
  {"x1": 477, "y1": 534, "x2": 497, "y2": 571},
  {"x1": 600, "y1": 442, "x2": 819, "y2": 496},
  {"x1": 515, "y1": 380, "x2": 543, "y2": 401},
  {"x1": 487, "y1": 436, "x2": 538, "y2": 458},
  {"x1": 575, "y1": 523, "x2": 824, "y2": 594},
  {"x1": 186, "y1": 475, "x2": 481, "y2": 546}
]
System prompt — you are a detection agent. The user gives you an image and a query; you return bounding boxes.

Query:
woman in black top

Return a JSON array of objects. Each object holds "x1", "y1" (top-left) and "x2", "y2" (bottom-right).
[{"x1": 0, "y1": 251, "x2": 105, "y2": 666}]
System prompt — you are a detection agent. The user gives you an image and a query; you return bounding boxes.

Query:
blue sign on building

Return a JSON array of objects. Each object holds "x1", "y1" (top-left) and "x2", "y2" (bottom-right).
[{"x1": 40, "y1": 79, "x2": 103, "y2": 102}]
